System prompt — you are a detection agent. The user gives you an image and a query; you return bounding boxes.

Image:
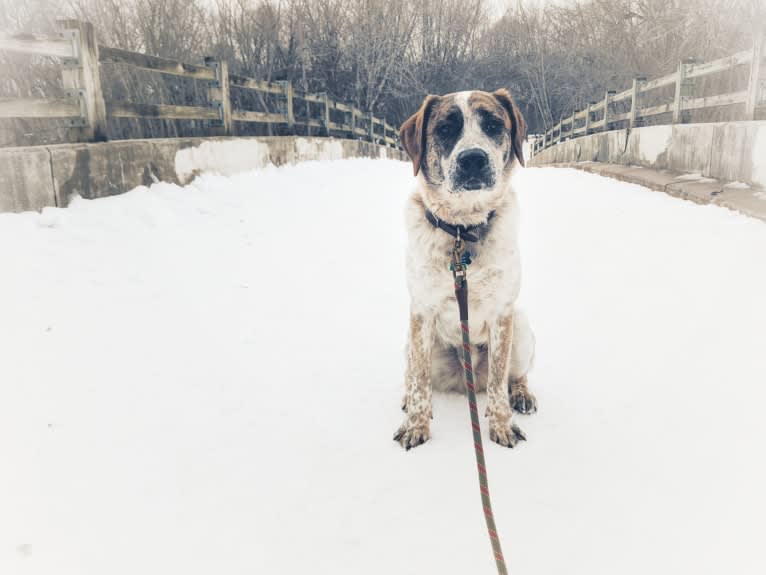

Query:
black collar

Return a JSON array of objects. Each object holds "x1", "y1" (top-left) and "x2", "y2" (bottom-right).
[{"x1": 425, "y1": 210, "x2": 495, "y2": 242}]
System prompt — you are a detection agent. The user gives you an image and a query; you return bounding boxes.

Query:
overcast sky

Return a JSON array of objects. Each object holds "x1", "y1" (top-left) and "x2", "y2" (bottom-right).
[{"x1": 488, "y1": 0, "x2": 565, "y2": 19}]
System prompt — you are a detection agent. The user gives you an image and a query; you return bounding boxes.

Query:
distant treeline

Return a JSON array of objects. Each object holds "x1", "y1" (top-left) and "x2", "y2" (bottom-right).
[{"x1": 1, "y1": 0, "x2": 763, "y2": 145}]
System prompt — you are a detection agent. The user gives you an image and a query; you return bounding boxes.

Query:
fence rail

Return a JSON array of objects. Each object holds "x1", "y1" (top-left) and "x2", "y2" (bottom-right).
[
  {"x1": 532, "y1": 33, "x2": 766, "y2": 156},
  {"x1": 0, "y1": 20, "x2": 399, "y2": 148}
]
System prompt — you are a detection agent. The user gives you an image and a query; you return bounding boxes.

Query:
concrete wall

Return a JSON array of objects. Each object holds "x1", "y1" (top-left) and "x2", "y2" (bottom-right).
[
  {"x1": 530, "y1": 121, "x2": 766, "y2": 189},
  {"x1": 0, "y1": 136, "x2": 406, "y2": 213}
]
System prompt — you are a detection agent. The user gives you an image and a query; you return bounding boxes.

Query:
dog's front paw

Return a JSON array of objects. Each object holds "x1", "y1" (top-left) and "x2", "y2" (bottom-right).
[
  {"x1": 489, "y1": 419, "x2": 526, "y2": 448},
  {"x1": 510, "y1": 389, "x2": 538, "y2": 414},
  {"x1": 393, "y1": 417, "x2": 430, "y2": 450}
]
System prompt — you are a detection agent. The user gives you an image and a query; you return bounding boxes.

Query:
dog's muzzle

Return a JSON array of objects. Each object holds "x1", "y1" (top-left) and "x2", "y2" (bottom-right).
[{"x1": 454, "y1": 148, "x2": 494, "y2": 191}]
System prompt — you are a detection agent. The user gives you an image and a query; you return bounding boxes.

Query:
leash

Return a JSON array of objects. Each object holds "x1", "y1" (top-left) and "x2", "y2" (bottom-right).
[{"x1": 450, "y1": 229, "x2": 509, "y2": 575}]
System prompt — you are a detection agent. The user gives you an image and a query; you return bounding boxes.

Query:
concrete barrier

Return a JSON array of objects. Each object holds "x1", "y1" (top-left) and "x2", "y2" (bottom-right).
[
  {"x1": 0, "y1": 146, "x2": 58, "y2": 212},
  {"x1": 0, "y1": 136, "x2": 406, "y2": 213},
  {"x1": 530, "y1": 122, "x2": 766, "y2": 188}
]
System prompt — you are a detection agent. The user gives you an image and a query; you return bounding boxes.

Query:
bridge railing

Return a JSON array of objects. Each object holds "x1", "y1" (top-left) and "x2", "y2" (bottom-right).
[
  {"x1": 532, "y1": 34, "x2": 766, "y2": 156},
  {"x1": 0, "y1": 20, "x2": 399, "y2": 148}
]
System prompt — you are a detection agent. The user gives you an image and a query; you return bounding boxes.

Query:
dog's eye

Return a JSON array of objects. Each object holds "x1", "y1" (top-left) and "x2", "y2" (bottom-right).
[
  {"x1": 437, "y1": 122, "x2": 459, "y2": 138},
  {"x1": 483, "y1": 118, "x2": 503, "y2": 136}
]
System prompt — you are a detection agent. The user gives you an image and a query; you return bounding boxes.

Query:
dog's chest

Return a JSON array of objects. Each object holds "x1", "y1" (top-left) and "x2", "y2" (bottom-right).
[{"x1": 407, "y1": 229, "x2": 520, "y2": 346}]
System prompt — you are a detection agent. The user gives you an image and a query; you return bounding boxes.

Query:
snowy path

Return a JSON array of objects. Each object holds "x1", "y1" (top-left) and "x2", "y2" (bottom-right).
[{"x1": 1, "y1": 160, "x2": 766, "y2": 575}]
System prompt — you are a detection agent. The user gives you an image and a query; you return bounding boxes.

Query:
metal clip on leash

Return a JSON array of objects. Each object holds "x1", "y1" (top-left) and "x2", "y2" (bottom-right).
[{"x1": 450, "y1": 228, "x2": 509, "y2": 575}]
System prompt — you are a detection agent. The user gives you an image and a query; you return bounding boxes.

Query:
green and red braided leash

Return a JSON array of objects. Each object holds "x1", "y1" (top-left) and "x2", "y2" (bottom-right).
[{"x1": 450, "y1": 230, "x2": 509, "y2": 575}]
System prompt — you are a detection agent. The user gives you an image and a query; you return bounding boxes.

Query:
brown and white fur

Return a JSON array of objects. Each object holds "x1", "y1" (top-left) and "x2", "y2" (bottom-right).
[{"x1": 394, "y1": 89, "x2": 537, "y2": 450}]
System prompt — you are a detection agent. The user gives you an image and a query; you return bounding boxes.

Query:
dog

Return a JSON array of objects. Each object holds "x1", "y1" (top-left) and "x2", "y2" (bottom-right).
[{"x1": 394, "y1": 89, "x2": 536, "y2": 450}]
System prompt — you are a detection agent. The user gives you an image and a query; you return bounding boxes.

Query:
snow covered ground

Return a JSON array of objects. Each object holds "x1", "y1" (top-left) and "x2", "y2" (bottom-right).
[{"x1": 2, "y1": 159, "x2": 766, "y2": 575}]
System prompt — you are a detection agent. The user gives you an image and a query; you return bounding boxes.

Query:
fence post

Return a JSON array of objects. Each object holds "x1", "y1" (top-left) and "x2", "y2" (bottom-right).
[
  {"x1": 629, "y1": 76, "x2": 646, "y2": 128},
  {"x1": 204, "y1": 57, "x2": 232, "y2": 136},
  {"x1": 368, "y1": 111, "x2": 375, "y2": 142},
  {"x1": 746, "y1": 32, "x2": 765, "y2": 119},
  {"x1": 673, "y1": 58, "x2": 694, "y2": 124},
  {"x1": 603, "y1": 90, "x2": 615, "y2": 131},
  {"x1": 557, "y1": 116, "x2": 563, "y2": 143},
  {"x1": 58, "y1": 20, "x2": 107, "y2": 142},
  {"x1": 584, "y1": 102, "x2": 593, "y2": 134},
  {"x1": 280, "y1": 80, "x2": 295, "y2": 132},
  {"x1": 350, "y1": 107, "x2": 356, "y2": 138},
  {"x1": 317, "y1": 93, "x2": 328, "y2": 136},
  {"x1": 305, "y1": 99, "x2": 312, "y2": 137}
]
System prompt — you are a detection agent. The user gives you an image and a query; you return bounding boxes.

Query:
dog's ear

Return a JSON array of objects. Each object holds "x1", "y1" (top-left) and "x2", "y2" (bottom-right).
[
  {"x1": 399, "y1": 94, "x2": 440, "y2": 176},
  {"x1": 493, "y1": 89, "x2": 526, "y2": 167}
]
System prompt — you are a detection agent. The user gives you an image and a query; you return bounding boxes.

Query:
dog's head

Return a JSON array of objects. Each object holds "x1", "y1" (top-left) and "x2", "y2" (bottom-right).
[{"x1": 400, "y1": 90, "x2": 526, "y2": 223}]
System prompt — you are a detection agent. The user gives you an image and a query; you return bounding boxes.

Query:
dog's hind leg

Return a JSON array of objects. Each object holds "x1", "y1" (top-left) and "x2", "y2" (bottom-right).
[
  {"x1": 509, "y1": 308, "x2": 538, "y2": 415},
  {"x1": 510, "y1": 375, "x2": 537, "y2": 414}
]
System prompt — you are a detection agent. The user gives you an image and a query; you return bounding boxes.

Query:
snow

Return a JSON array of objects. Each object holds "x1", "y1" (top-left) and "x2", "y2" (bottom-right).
[
  {"x1": 175, "y1": 139, "x2": 272, "y2": 180},
  {"x1": 2, "y1": 160, "x2": 766, "y2": 575},
  {"x1": 673, "y1": 172, "x2": 715, "y2": 183},
  {"x1": 723, "y1": 181, "x2": 751, "y2": 189},
  {"x1": 637, "y1": 124, "x2": 672, "y2": 164},
  {"x1": 174, "y1": 137, "x2": 352, "y2": 182}
]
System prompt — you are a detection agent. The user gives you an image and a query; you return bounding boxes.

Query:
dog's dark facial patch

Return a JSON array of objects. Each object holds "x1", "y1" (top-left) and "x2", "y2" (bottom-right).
[
  {"x1": 420, "y1": 96, "x2": 464, "y2": 184},
  {"x1": 432, "y1": 107, "x2": 463, "y2": 152},
  {"x1": 469, "y1": 91, "x2": 512, "y2": 149},
  {"x1": 478, "y1": 109, "x2": 505, "y2": 141}
]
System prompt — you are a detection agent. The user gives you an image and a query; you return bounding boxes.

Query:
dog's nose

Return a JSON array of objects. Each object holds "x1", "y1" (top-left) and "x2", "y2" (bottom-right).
[{"x1": 457, "y1": 148, "x2": 489, "y2": 174}]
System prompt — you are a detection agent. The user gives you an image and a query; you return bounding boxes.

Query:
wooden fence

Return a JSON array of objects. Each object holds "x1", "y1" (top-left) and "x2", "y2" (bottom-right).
[
  {"x1": 0, "y1": 20, "x2": 399, "y2": 148},
  {"x1": 532, "y1": 34, "x2": 766, "y2": 156}
]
